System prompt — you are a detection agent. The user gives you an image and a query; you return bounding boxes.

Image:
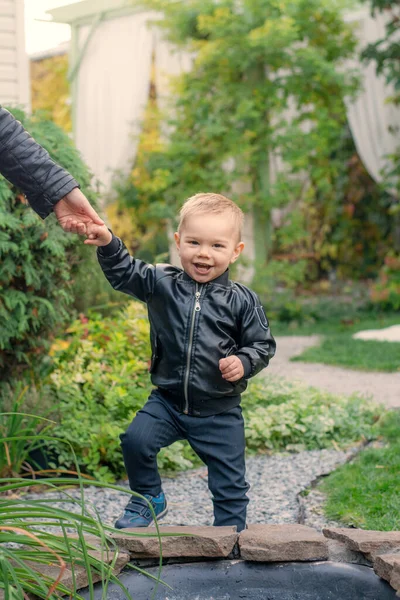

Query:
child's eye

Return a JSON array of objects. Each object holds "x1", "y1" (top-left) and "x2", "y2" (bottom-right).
[
  {"x1": 213, "y1": 244, "x2": 224, "y2": 248},
  {"x1": 189, "y1": 240, "x2": 198, "y2": 245}
]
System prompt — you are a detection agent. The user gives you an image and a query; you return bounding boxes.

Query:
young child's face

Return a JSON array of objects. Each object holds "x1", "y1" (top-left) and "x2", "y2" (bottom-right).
[{"x1": 174, "y1": 212, "x2": 244, "y2": 283}]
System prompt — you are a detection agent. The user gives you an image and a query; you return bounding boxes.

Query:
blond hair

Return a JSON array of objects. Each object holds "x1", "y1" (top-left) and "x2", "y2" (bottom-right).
[{"x1": 178, "y1": 193, "x2": 244, "y2": 241}]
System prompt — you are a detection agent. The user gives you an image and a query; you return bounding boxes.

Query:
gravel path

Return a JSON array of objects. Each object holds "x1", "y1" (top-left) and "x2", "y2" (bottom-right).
[
  {"x1": 266, "y1": 336, "x2": 400, "y2": 409},
  {"x1": 25, "y1": 447, "x2": 353, "y2": 531}
]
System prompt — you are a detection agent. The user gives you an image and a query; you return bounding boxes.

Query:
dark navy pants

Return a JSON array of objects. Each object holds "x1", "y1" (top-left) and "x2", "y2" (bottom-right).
[{"x1": 120, "y1": 389, "x2": 249, "y2": 531}]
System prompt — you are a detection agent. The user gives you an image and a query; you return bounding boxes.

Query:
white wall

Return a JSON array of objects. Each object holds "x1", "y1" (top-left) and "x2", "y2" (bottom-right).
[{"x1": 0, "y1": 0, "x2": 30, "y2": 108}]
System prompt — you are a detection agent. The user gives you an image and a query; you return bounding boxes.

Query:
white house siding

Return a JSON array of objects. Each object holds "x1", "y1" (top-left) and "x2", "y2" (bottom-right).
[{"x1": 0, "y1": 0, "x2": 30, "y2": 108}]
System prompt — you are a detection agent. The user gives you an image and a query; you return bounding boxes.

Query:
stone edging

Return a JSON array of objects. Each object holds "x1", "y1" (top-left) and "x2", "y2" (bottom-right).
[
  {"x1": 3, "y1": 525, "x2": 400, "y2": 598},
  {"x1": 111, "y1": 525, "x2": 400, "y2": 595}
]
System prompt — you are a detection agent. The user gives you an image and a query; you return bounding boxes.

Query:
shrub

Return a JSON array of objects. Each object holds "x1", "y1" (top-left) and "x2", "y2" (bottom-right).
[
  {"x1": 0, "y1": 108, "x2": 101, "y2": 380},
  {"x1": 46, "y1": 302, "x2": 150, "y2": 481},
  {"x1": 370, "y1": 253, "x2": 400, "y2": 311},
  {"x1": 242, "y1": 378, "x2": 382, "y2": 453}
]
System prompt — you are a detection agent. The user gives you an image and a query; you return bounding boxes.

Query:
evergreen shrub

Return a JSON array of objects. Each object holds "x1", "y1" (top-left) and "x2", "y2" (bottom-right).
[{"x1": 0, "y1": 108, "x2": 117, "y2": 380}]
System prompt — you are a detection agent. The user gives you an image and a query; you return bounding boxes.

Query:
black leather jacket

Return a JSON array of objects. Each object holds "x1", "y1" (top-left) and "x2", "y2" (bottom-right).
[
  {"x1": 98, "y1": 235, "x2": 276, "y2": 416},
  {"x1": 0, "y1": 106, "x2": 78, "y2": 218}
]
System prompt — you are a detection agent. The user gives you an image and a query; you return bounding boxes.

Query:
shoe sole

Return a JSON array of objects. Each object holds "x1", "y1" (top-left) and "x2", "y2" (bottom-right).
[{"x1": 148, "y1": 506, "x2": 168, "y2": 526}]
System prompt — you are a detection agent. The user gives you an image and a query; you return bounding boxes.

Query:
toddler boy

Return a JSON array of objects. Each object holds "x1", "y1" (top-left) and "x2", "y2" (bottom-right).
[{"x1": 81, "y1": 193, "x2": 276, "y2": 532}]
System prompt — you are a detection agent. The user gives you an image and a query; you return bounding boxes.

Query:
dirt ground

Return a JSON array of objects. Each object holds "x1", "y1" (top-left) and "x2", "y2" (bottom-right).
[{"x1": 265, "y1": 336, "x2": 400, "y2": 409}]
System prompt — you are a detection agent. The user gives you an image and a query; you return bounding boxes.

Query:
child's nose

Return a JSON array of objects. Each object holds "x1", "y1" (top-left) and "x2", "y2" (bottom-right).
[{"x1": 197, "y1": 245, "x2": 210, "y2": 257}]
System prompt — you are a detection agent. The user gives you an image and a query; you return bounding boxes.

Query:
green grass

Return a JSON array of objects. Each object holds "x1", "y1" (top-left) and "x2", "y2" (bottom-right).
[
  {"x1": 274, "y1": 313, "x2": 400, "y2": 337},
  {"x1": 320, "y1": 411, "x2": 400, "y2": 531},
  {"x1": 291, "y1": 335, "x2": 400, "y2": 372}
]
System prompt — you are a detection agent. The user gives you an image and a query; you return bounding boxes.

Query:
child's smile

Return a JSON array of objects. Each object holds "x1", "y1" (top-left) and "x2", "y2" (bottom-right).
[
  {"x1": 174, "y1": 213, "x2": 244, "y2": 283},
  {"x1": 194, "y1": 261, "x2": 212, "y2": 275}
]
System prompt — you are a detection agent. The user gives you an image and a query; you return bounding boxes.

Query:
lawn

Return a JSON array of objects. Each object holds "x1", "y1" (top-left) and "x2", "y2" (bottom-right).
[
  {"x1": 273, "y1": 313, "x2": 400, "y2": 337},
  {"x1": 291, "y1": 335, "x2": 400, "y2": 372},
  {"x1": 320, "y1": 411, "x2": 400, "y2": 530},
  {"x1": 273, "y1": 312, "x2": 400, "y2": 372}
]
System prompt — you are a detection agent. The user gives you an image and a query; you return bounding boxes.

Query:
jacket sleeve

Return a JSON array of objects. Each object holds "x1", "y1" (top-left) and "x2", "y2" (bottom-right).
[
  {"x1": 235, "y1": 288, "x2": 276, "y2": 379},
  {"x1": 97, "y1": 234, "x2": 155, "y2": 303},
  {"x1": 0, "y1": 106, "x2": 78, "y2": 218}
]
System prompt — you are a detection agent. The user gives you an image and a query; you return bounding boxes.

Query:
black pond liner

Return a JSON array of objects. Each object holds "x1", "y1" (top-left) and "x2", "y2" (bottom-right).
[{"x1": 80, "y1": 560, "x2": 397, "y2": 599}]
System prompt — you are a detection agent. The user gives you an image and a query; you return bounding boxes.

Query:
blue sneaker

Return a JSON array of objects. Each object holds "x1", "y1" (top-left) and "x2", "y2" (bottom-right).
[{"x1": 114, "y1": 491, "x2": 168, "y2": 529}]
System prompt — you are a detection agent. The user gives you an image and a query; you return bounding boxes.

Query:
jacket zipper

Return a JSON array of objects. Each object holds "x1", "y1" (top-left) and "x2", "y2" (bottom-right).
[{"x1": 183, "y1": 283, "x2": 202, "y2": 414}]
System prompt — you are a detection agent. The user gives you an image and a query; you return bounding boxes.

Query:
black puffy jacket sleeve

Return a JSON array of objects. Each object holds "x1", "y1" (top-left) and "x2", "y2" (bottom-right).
[
  {"x1": 97, "y1": 235, "x2": 156, "y2": 303},
  {"x1": 235, "y1": 288, "x2": 276, "y2": 379},
  {"x1": 0, "y1": 106, "x2": 78, "y2": 218}
]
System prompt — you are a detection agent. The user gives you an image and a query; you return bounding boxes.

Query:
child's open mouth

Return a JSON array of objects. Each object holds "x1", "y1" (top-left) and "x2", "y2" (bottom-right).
[{"x1": 194, "y1": 263, "x2": 212, "y2": 274}]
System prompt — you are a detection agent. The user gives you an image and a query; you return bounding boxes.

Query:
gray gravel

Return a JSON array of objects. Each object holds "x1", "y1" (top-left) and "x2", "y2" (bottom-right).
[
  {"x1": 23, "y1": 447, "x2": 356, "y2": 530},
  {"x1": 300, "y1": 488, "x2": 343, "y2": 531}
]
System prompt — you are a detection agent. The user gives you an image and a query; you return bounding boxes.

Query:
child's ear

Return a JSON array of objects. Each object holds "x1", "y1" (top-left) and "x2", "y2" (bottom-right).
[
  {"x1": 174, "y1": 232, "x2": 181, "y2": 252},
  {"x1": 230, "y1": 241, "x2": 245, "y2": 263}
]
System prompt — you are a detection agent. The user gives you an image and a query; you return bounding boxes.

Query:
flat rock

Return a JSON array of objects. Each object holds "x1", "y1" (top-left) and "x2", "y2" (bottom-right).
[
  {"x1": 373, "y1": 553, "x2": 400, "y2": 582},
  {"x1": 326, "y1": 539, "x2": 371, "y2": 566},
  {"x1": 391, "y1": 561, "x2": 400, "y2": 593},
  {"x1": 239, "y1": 524, "x2": 328, "y2": 562},
  {"x1": 111, "y1": 525, "x2": 238, "y2": 558},
  {"x1": 323, "y1": 528, "x2": 400, "y2": 560},
  {"x1": 2, "y1": 547, "x2": 130, "y2": 599}
]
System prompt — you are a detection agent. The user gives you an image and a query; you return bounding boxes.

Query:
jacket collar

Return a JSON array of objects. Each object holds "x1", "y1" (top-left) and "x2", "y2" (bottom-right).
[{"x1": 182, "y1": 269, "x2": 230, "y2": 286}]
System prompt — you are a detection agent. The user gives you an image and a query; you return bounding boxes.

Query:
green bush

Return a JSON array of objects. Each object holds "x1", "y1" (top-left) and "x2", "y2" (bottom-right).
[
  {"x1": 0, "y1": 108, "x2": 100, "y2": 380},
  {"x1": 370, "y1": 254, "x2": 400, "y2": 311},
  {"x1": 242, "y1": 378, "x2": 382, "y2": 453},
  {"x1": 0, "y1": 180, "x2": 74, "y2": 379},
  {"x1": 46, "y1": 302, "x2": 150, "y2": 481},
  {"x1": 253, "y1": 281, "x2": 383, "y2": 330},
  {"x1": 0, "y1": 108, "x2": 127, "y2": 382}
]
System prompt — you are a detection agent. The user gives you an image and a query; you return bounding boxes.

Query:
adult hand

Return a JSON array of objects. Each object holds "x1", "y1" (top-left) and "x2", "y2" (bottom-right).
[{"x1": 53, "y1": 187, "x2": 104, "y2": 234}]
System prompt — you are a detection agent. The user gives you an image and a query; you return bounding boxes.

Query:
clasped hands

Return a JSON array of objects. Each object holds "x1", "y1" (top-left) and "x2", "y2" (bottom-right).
[
  {"x1": 53, "y1": 188, "x2": 110, "y2": 245},
  {"x1": 61, "y1": 211, "x2": 112, "y2": 246}
]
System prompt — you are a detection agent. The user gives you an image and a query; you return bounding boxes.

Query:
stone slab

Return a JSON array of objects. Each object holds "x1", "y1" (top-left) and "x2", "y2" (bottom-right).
[
  {"x1": 374, "y1": 553, "x2": 400, "y2": 582},
  {"x1": 390, "y1": 561, "x2": 400, "y2": 593},
  {"x1": 323, "y1": 528, "x2": 400, "y2": 560},
  {"x1": 3, "y1": 546, "x2": 130, "y2": 599},
  {"x1": 111, "y1": 525, "x2": 238, "y2": 558},
  {"x1": 326, "y1": 539, "x2": 371, "y2": 566},
  {"x1": 239, "y1": 524, "x2": 328, "y2": 562}
]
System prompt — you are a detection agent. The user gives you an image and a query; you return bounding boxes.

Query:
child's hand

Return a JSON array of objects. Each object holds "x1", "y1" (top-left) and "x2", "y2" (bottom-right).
[
  {"x1": 219, "y1": 356, "x2": 244, "y2": 382},
  {"x1": 84, "y1": 224, "x2": 112, "y2": 246}
]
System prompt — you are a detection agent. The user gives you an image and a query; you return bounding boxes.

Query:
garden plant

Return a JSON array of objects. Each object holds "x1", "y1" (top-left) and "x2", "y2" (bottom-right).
[{"x1": 0, "y1": 425, "x2": 170, "y2": 600}]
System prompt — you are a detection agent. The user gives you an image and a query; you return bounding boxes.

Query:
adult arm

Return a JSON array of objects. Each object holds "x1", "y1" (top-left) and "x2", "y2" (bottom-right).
[
  {"x1": 0, "y1": 106, "x2": 103, "y2": 228},
  {"x1": 0, "y1": 106, "x2": 78, "y2": 218}
]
